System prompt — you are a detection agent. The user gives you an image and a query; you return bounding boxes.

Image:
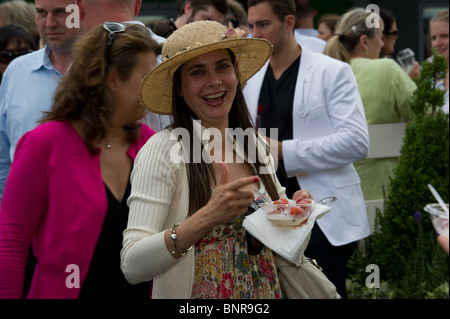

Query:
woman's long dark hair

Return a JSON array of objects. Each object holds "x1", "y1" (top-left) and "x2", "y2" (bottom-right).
[{"x1": 171, "y1": 50, "x2": 280, "y2": 216}]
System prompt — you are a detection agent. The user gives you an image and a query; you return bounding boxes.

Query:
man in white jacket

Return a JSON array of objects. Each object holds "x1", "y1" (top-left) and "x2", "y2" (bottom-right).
[{"x1": 246, "y1": 0, "x2": 370, "y2": 298}]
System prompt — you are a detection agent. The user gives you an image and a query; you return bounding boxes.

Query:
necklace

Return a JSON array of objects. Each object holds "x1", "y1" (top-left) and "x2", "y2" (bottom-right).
[
  {"x1": 104, "y1": 138, "x2": 119, "y2": 149},
  {"x1": 101, "y1": 131, "x2": 123, "y2": 149}
]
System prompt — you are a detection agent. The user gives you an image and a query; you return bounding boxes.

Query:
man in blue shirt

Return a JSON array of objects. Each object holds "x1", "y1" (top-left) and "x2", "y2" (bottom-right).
[{"x1": 0, "y1": 0, "x2": 84, "y2": 202}]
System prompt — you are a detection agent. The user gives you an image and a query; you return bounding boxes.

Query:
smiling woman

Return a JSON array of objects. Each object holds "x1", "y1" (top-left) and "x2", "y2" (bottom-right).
[
  {"x1": 178, "y1": 49, "x2": 239, "y2": 128},
  {"x1": 430, "y1": 9, "x2": 449, "y2": 65},
  {"x1": 429, "y1": 9, "x2": 449, "y2": 114},
  {"x1": 121, "y1": 20, "x2": 314, "y2": 299}
]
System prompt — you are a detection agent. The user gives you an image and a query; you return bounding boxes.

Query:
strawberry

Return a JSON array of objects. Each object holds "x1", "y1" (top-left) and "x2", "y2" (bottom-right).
[
  {"x1": 273, "y1": 198, "x2": 289, "y2": 205},
  {"x1": 290, "y1": 206, "x2": 305, "y2": 216},
  {"x1": 296, "y1": 199, "x2": 312, "y2": 212},
  {"x1": 296, "y1": 198, "x2": 312, "y2": 204}
]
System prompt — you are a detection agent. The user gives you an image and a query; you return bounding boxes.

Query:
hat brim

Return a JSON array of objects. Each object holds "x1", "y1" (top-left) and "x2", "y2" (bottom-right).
[{"x1": 139, "y1": 38, "x2": 273, "y2": 115}]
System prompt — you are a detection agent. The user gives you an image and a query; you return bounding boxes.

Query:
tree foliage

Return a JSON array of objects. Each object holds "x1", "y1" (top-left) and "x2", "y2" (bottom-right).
[{"x1": 349, "y1": 50, "x2": 449, "y2": 298}]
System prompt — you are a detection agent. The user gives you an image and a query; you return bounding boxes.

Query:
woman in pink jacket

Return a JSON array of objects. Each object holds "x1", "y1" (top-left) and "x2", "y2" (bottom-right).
[{"x1": 0, "y1": 22, "x2": 159, "y2": 299}]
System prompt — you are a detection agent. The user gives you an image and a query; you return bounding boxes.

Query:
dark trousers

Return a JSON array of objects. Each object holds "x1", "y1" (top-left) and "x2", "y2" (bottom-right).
[{"x1": 304, "y1": 223, "x2": 356, "y2": 299}]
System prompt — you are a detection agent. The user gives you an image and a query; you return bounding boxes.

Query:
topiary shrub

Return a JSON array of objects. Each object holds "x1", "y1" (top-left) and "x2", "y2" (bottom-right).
[{"x1": 348, "y1": 50, "x2": 449, "y2": 298}]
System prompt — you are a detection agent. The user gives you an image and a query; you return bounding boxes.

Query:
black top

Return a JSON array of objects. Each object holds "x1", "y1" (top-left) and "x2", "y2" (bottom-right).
[
  {"x1": 258, "y1": 55, "x2": 302, "y2": 198},
  {"x1": 79, "y1": 180, "x2": 151, "y2": 299}
]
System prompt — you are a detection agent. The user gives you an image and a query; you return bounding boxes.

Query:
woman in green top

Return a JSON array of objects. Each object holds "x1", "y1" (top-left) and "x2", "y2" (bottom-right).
[{"x1": 324, "y1": 8, "x2": 417, "y2": 201}]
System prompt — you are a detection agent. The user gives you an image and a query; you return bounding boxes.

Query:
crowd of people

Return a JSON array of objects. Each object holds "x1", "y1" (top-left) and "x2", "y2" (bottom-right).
[{"x1": 0, "y1": 0, "x2": 448, "y2": 299}]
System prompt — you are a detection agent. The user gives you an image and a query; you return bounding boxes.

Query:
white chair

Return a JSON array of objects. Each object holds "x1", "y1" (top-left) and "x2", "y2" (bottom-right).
[{"x1": 365, "y1": 122, "x2": 407, "y2": 233}]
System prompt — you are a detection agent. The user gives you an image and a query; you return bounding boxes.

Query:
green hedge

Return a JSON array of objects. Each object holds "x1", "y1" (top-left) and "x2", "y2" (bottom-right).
[{"x1": 348, "y1": 51, "x2": 449, "y2": 299}]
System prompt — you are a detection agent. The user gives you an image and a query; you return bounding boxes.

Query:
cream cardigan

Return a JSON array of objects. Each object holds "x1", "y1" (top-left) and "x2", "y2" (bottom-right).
[{"x1": 121, "y1": 128, "x2": 284, "y2": 298}]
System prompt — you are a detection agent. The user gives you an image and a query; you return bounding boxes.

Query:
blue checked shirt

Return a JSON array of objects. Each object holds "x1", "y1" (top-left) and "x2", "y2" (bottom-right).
[{"x1": 0, "y1": 46, "x2": 63, "y2": 202}]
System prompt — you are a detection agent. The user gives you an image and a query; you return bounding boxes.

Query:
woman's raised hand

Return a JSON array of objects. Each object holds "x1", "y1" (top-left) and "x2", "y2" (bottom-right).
[
  {"x1": 292, "y1": 189, "x2": 313, "y2": 202},
  {"x1": 204, "y1": 162, "x2": 259, "y2": 226}
]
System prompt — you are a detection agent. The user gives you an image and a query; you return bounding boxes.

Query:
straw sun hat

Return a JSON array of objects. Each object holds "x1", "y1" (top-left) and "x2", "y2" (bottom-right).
[{"x1": 139, "y1": 20, "x2": 273, "y2": 115}]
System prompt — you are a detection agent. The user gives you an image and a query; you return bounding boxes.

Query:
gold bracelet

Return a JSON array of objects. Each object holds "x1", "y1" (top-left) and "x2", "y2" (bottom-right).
[{"x1": 169, "y1": 224, "x2": 192, "y2": 257}]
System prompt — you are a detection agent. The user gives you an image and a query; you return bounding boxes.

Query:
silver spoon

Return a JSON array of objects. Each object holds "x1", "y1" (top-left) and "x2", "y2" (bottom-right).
[
  {"x1": 254, "y1": 189, "x2": 337, "y2": 207},
  {"x1": 316, "y1": 196, "x2": 337, "y2": 206}
]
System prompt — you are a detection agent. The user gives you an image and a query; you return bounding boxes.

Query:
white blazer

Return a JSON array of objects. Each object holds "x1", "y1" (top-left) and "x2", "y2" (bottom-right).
[{"x1": 243, "y1": 48, "x2": 371, "y2": 246}]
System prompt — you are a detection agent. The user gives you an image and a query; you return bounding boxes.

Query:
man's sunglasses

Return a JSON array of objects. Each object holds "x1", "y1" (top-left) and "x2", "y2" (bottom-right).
[
  {"x1": 0, "y1": 50, "x2": 32, "y2": 64},
  {"x1": 103, "y1": 21, "x2": 126, "y2": 67}
]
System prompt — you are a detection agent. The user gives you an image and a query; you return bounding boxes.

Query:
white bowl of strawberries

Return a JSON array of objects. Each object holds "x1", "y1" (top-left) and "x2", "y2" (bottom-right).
[{"x1": 261, "y1": 198, "x2": 315, "y2": 226}]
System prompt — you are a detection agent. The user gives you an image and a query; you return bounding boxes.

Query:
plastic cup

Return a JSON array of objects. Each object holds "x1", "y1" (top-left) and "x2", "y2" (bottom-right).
[
  {"x1": 424, "y1": 203, "x2": 449, "y2": 238},
  {"x1": 397, "y1": 48, "x2": 415, "y2": 74}
]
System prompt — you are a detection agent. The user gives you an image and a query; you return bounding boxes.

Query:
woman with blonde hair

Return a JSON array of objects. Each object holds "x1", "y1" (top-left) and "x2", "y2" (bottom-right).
[
  {"x1": 324, "y1": 8, "x2": 417, "y2": 201},
  {"x1": 429, "y1": 9, "x2": 449, "y2": 114},
  {"x1": 0, "y1": 22, "x2": 160, "y2": 299}
]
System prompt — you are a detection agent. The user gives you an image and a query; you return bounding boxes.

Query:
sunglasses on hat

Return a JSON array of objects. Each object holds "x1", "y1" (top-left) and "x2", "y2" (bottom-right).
[{"x1": 0, "y1": 50, "x2": 32, "y2": 64}]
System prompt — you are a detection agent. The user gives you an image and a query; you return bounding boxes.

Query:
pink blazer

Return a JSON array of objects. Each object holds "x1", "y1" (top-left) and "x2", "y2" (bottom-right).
[{"x1": 0, "y1": 121, "x2": 154, "y2": 298}]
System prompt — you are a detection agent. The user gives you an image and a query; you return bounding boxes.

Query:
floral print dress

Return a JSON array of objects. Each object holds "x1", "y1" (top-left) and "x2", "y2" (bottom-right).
[{"x1": 191, "y1": 194, "x2": 284, "y2": 299}]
